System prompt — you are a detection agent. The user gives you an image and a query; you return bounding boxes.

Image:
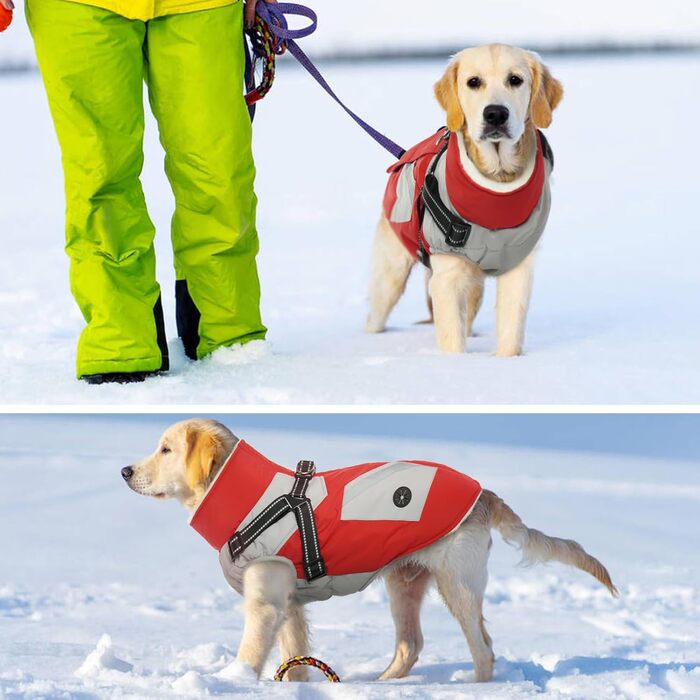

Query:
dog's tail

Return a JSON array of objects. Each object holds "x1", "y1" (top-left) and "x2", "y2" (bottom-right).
[{"x1": 480, "y1": 489, "x2": 618, "y2": 597}]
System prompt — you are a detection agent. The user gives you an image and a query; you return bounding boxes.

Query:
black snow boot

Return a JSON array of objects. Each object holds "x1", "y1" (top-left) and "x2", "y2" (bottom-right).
[{"x1": 80, "y1": 371, "x2": 162, "y2": 385}]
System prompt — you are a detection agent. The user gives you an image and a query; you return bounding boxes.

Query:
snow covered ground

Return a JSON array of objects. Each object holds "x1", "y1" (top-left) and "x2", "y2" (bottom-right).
[
  {"x1": 1, "y1": 414, "x2": 699, "y2": 698},
  {"x1": 2, "y1": 52, "x2": 700, "y2": 404}
]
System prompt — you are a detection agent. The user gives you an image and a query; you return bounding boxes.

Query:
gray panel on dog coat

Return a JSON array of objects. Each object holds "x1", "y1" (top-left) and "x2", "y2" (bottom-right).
[
  {"x1": 218, "y1": 545, "x2": 380, "y2": 605},
  {"x1": 421, "y1": 154, "x2": 553, "y2": 276}
]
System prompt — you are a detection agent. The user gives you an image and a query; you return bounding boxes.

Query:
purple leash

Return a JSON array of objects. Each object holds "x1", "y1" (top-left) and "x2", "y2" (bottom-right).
[{"x1": 250, "y1": 2, "x2": 406, "y2": 159}]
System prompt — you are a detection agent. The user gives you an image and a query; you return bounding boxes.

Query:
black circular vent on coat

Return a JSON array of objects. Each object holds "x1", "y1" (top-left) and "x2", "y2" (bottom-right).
[{"x1": 393, "y1": 486, "x2": 412, "y2": 508}]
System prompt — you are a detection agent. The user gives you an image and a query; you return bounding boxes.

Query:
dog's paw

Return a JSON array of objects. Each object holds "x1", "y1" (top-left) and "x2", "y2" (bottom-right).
[
  {"x1": 495, "y1": 347, "x2": 523, "y2": 357},
  {"x1": 217, "y1": 660, "x2": 258, "y2": 683},
  {"x1": 284, "y1": 665, "x2": 309, "y2": 682},
  {"x1": 436, "y1": 339, "x2": 466, "y2": 353},
  {"x1": 365, "y1": 318, "x2": 386, "y2": 334}
]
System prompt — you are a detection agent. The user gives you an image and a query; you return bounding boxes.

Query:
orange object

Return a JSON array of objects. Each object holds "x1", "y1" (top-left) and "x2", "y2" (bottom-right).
[
  {"x1": 0, "y1": 6, "x2": 12, "y2": 32},
  {"x1": 274, "y1": 656, "x2": 340, "y2": 682}
]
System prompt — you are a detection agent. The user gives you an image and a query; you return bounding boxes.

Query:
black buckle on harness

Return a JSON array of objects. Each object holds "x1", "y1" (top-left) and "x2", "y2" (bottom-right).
[
  {"x1": 304, "y1": 557, "x2": 327, "y2": 581},
  {"x1": 290, "y1": 460, "x2": 315, "y2": 499},
  {"x1": 296, "y1": 460, "x2": 315, "y2": 478},
  {"x1": 446, "y1": 219, "x2": 471, "y2": 247},
  {"x1": 228, "y1": 532, "x2": 245, "y2": 559}
]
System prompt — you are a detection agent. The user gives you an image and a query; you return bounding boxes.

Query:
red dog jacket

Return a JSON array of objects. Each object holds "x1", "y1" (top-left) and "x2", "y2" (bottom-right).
[
  {"x1": 190, "y1": 440, "x2": 482, "y2": 603},
  {"x1": 383, "y1": 127, "x2": 553, "y2": 275}
]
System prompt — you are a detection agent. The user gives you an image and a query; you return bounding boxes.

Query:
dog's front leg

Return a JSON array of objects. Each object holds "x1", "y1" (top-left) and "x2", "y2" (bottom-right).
[
  {"x1": 366, "y1": 216, "x2": 416, "y2": 333},
  {"x1": 465, "y1": 276, "x2": 484, "y2": 338},
  {"x1": 495, "y1": 252, "x2": 535, "y2": 356},
  {"x1": 430, "y1": 254, "x2": 477, "y2": 353},
  {"x1": 236, "y1": 561, "x2": 296, "y2": 678},
  {"x1": 277, "y1": 604, "x2": 310, "y2": 681}
]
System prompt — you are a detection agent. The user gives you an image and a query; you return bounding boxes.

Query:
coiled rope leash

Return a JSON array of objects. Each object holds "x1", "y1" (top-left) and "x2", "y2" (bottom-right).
[
  {"x1": 243, "y1": 2, "x2": 405, "y2": 158},
  {"x1": 244, "y1": 10, "x2": 286, "y2": 117},
  {"x1": 274, "y1": 655, "x2": 341, "y2": 682}
]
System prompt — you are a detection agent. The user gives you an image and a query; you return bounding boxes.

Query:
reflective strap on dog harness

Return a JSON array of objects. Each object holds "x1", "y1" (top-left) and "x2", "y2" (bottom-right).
[
  {"x1": 420, "y1": 131, "x2": 472, "y2": 249},
  {"x1": 227, "y1": 460, "x2": 327, "y2": 582}
]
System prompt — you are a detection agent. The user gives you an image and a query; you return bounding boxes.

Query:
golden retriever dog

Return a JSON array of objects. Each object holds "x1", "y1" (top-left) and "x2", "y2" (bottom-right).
[
  {"x1": 122, "y1": 419, "x2": 616, "y2": 682},
  {"x1": 366, "y1": 45, "x2": 564, "y2": 355}
]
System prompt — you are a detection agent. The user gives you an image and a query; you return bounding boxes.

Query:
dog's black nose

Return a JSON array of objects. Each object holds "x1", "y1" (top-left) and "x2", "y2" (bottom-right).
[
  {"x1": 121, "y1": 466, "x2": 134, "y2": 481},
  {"x1": 484, "y1": 104, "x2": 510, "y2": 127}
]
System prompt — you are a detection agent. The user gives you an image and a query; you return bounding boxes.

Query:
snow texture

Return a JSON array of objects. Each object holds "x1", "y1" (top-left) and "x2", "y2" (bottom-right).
[
  {"x1": 1, "y1": 51, "x2": 699, "y2": 404},
  {"x1": 1, "y1": 415, "x2": 699, "y2": 698}
]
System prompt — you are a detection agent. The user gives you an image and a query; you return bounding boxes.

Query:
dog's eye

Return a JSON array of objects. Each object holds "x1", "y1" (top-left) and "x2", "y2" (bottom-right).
[
  {"x1": 508, "y1": 74, "x2": 524, "y2": 87},
  {"x1": 467, "y1": 76, "x2": 482, "y2": 89},
  {"x1": 160, "y1": 446, "x2": 171, "y2": 455}
]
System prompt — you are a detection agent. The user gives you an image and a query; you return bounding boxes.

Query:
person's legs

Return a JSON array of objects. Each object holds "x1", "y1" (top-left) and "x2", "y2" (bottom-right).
[
  {"x1": 27, "y1": 0, "x2": 168, "y2": 378},
  {"x1": 145, "y1": 2, "x2": 266, "y2": 360}
]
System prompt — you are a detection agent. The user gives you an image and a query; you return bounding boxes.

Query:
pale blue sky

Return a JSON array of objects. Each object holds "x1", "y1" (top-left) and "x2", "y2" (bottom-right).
[{"x1": 10, "y1": 413, "x2": 700, "y2": 462}]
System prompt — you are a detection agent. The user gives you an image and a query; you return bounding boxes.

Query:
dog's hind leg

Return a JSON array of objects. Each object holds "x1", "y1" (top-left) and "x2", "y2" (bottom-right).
[
  {"x1": 366, "y1": 215, "x2": 415, "y2": 333},
  {"x1": 495, "y1": 252, "x2": 535, "y2": 356},
  {"x1": 434, "y1": 541, "x2": 495, "y2": 682},
  {"x1": 379, "y1": 564, "x2": 432, "y2": 680},
  {"x1": 277, "y1": 605, "x2": 310, "y2": 681},
  {"x1": 236, "y1": 561, "x2": 296, "y2": 677}
]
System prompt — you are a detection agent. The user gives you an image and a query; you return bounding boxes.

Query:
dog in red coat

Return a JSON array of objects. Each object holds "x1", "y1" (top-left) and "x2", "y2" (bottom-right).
[
  {"x1": 366, "y1": 44, "x2": 563, "y2": 356},
  {"x1": 123, "y1": 419, "x2": 616, "y2": 682}
]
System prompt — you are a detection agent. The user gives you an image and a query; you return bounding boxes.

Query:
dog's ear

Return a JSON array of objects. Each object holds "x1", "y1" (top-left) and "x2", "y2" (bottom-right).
[
  {"x1": 185, "y1": 427, "x2": 220, "y2": 492},
  {"x1": 527, "y1": 54, "x2": 563, "y2": 129},
  {"x1": 434, "y1": 60, "x2": 465, "y2": 132}
]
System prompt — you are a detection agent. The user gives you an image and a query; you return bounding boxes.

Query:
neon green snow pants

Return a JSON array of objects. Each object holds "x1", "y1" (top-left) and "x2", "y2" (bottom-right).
[{"x1": 27, "y1": 0, "x2": 266, "y2": 377}]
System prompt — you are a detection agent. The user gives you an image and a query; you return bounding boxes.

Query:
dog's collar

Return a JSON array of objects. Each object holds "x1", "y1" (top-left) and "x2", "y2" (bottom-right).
[
  {"x1": 447, "y1": 129, "x2": 548, "y2": 229},
  {"x1": 189, "y1": 440, "x2": 293, "y2": 550},
  {"x1": 456, "y1": 130, "x2": 538, "y2": 193}
]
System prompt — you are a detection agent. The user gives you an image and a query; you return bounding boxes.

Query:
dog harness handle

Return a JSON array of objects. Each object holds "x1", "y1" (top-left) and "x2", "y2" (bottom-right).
[
  {"x1": 228, "y1": 460, "x2": 327, "y2": 582},
  {"x1": 420, "y1": 130, "x2": 473, "y2": 249}
]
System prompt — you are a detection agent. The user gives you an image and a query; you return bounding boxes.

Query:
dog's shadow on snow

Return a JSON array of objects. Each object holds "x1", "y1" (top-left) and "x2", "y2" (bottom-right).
[{"x1": 343, "y1": 656, "x2": 700, "y2": 689}]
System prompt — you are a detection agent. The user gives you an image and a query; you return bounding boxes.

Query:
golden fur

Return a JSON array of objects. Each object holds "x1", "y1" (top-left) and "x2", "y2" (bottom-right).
[
  {"x1": 367, "y1": 44, "x2": 564, "y2": 355},
  {"x1": 124, "y1": 419, "x2": 617, "y2": 683}
]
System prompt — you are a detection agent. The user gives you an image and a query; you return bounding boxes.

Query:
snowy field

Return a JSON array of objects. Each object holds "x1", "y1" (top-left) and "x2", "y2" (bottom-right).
[
  {"x1": 1, "y1": 414, "x2": 699, "y2": 699},
  {"x1": 2, "y1": 51, "x2": 700, "y2": 404},
  {"x1": 2, "y1": 0, "x2": 699, "y2": 67}
]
